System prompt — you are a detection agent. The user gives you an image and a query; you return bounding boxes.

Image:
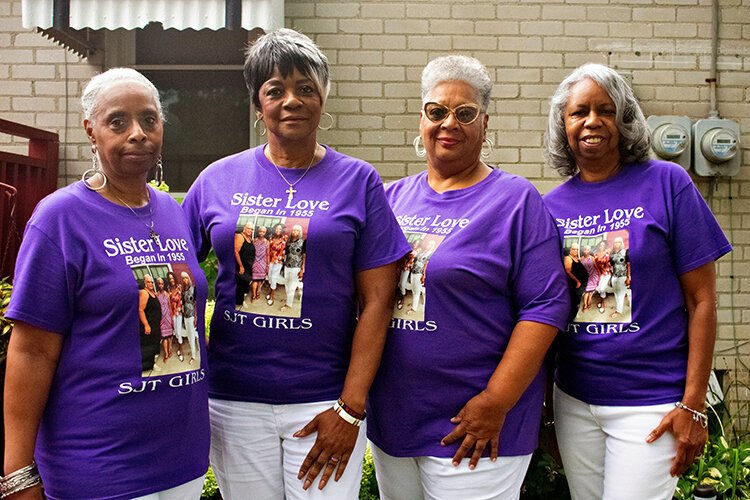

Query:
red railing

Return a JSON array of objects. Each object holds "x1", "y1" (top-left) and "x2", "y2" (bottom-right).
[{"x1": 0, "y1": 119, "x2": 59, "y2": 279}]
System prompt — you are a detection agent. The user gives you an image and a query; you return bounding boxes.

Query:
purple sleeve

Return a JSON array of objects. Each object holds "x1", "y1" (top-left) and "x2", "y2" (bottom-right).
[
  {"x1": 354, "y1": 176, "x2": 410, "y2": 271},
  {"x1": 182, "y1": 176, "x2": 212, "y2": 263},
  {"x1": 510, "y1": 190, "x2": 570, "y2": 330},
  {"x1": 6, "y1": 225, "x2": 73, "y2": 335},
  {"x1": 670, "y1": 181, "x2": 732, "y2": 275}
]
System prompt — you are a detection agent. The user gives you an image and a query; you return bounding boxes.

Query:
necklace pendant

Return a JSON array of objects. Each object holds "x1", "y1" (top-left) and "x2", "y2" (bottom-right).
[
  {"x1": 149, "y1": 227, "x2": 161, "y2": 246},
  {"x1": 286, "y1": 185, "x2": 296, "y2": 202}
]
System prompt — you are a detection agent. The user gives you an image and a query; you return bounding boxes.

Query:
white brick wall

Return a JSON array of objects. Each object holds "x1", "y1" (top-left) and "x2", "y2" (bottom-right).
[{"x1": 2, "y1": 0, "x2": 749, "y2": 419}]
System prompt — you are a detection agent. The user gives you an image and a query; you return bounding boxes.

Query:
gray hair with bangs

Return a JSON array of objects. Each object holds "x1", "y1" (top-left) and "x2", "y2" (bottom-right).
[
  {"x1": 544, "y1": 63, "x2": 651, "y2": 177},
  {"x1": 421, "y1": 55, "x2": 493, "y2": 112},
  {"x1": 244, "y1": 28, "x2": 330, "y2": 110}
]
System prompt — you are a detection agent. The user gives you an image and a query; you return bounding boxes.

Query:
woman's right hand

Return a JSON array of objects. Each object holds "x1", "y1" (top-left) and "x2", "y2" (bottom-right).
[{"x1": 144, "y1": 325, "x2": 151, "y2": 335}]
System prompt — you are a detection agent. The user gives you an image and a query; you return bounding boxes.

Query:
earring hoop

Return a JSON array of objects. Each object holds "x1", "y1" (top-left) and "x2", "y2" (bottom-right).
[
  {"x1": 413, "y1": 136, "x2": 426, "y2": 158},
  {"x1": 82, "y1": 145, "x2": 107, "y2": 191},
  {"x1": 481, "y1": 137, "x2": 494, "y2": 159},
  {"x1": 254, "y1": 117, "x2": 267, "y2": 137},
  {"x1": 154, "y1": 155, "x2": 163, "y2": 186},
  {"x1": 318, "y1": 112, "x2": 334, "y2": 131}
]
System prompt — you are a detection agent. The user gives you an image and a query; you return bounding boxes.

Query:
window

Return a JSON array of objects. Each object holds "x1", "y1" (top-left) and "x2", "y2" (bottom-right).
[{"x1": 105, "y1": 23, "x2": 264, "y2": 191}]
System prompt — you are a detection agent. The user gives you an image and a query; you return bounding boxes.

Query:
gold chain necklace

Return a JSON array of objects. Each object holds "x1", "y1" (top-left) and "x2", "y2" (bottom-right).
[{"x1": 266, "y1": 145, "x2": 318, "y2": 202}]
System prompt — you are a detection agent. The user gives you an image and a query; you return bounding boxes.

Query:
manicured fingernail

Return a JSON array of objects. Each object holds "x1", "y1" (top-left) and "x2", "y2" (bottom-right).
[
  {"x1": 319, "y1": 480, "x2": 327, "y2": 489},
  {"x1": 452, "y1": 461, "x2": 458, "y2": 467},
  {"x1": 304, "y1": 480, "x2": 312, "y2": 490},
  {"x1": 469, "y1": 464, "x2": 475, "y2": 470},
  {"x1": 491, "y1": 457, "x2": 497, "y2": 462}
]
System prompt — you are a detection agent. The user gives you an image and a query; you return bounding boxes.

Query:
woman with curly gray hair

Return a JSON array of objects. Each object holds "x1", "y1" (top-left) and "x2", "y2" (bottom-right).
[{"x1": 543, "y1": 63, "x2": 731, "y2": 499}]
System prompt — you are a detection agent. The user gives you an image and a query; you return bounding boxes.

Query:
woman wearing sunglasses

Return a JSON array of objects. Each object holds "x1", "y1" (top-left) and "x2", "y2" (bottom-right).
[{"x1": 366, "y1": 55, "x2": 570, "y2": 499}]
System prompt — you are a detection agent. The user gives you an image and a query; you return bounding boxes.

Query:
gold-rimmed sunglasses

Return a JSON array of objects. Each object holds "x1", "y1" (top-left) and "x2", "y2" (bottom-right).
[{"x1": 423, "y1": 102, "x2": 482, "y2": 125}]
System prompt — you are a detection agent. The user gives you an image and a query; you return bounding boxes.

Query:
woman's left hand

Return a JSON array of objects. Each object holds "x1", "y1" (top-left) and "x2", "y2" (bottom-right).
[
  {"x1": 294, "y1": 407, "x2": 359, "y2": 490},
  {"x1": 441, "y1": 390, "x2": 507, "y2": 469},
  {"x1": 646, "y1": 407, "x2": 707, "y2": 476}
]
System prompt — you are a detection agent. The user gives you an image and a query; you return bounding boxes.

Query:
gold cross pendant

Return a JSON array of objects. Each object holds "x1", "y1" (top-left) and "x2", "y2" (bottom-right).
[{"x1": 286, "y1": 185, "x2": 296, "y2": 202}]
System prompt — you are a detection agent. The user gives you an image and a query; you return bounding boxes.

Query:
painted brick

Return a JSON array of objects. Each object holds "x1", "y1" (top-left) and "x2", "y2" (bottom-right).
[
  {"x1": 542, "y1": 37, "x2": 587, "y2": 52},
  {"x1": 406, "y1": 3, "x2": 449, "y2": 18},
  {"x1": 385, "y1": 20, "x2": 429, "y2": 34},
  {"x1": 12, "y1": 96, "x2": 56, "y2": 111},
  {"x1": 519, "y1": 53, "x2": 563, "y2": 68},
  {"x1": 316, "y1": 34, "x2": 360, "y2": 49},
  {"x1": 361, "y1": 66, "x2": 405, "y2": 82},
  {"x1": 361, "y1": 3, "x2": 406, "y2": 18},
  {"x1": 541, "y1": 5, "x2": 584, "y2": 20},
  {"x1": 338, "y1": 51, "x2": 381, "y2": 65},
  {"x1": 383, "y1": 51, "x2": 428, "y2": 67},
  {"x1": 338, "y1": 115, "x2": 383, "y2": 130},
  {"x1": 451, "y1": 4, "x2": 492, "y2": 19},
  {"x1": 654, "y1": 23, "x2": 698, "y2": 38},
  {"x1": 362, "y1": 100, "x2": 407, "y2": 114},
  {"x1": 289, "y1": 18, "x2": 337, "y2": 34},
  {"x1": 453, "y1": 36, "x2": 498, "y2": 51},
  {"x1": 633, "y1": 7, "x2": 677, "y2": 22},
  {"x1": 496, "y1": 36, "x2": 542, "y2": 52},
  {"x1": 338, "y1": 82, "x2": 382, "y2": 98},
  {"x1": 315, "y1": 3, "x2": 359, "y2": 18},
  {"x1": 408, "y1": 36, "x2": 451, "y2": 50},
  {"x1": 610, "y1": 23, "x2": 654, "y2": 38},
  {"x1": 339, "y1": 19, "x2": 383, "y2": 34},
  {"x1": 384, "y1": 82, "x2": 421, "y2": 99},
  {"x1": 429, "y1": 20, "x2": 474, "y2": 35},
  {"x1": 0, "y1": 48, "x2": 31, "y2": 63},
  {"x1": 11, "y1": 64, "x2": 56, "y2": 79},
  {"x1": 493, "y1": 5, "x2": 541, "y2": 19},
  {"x1": 374, "y1": 163, "x2": 409, "y2": 180},
  {"x1": 475, "y1": 21, "x2": 519, "y2": 36},
  {"x1": 330, "y1": 66, "x2": 359, "y2": 82},
  {"x1": 520, "y1": 21, "x2": 565, "y2": 36},
  {"x1": 586, "y1": 6, "x2": 633, "y2": 21},
  {"x1": 361, "y1": 131, "x2": 405, "y2": 145},
  {"x1": 563, "y1": 21, "x2": 609, "y2": 37},
  {"x1": 361, "y1": 35, "x2": 406, "y2": 50}
]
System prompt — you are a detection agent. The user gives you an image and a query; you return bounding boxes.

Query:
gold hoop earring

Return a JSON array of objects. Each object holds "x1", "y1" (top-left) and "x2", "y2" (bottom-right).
[
  {"x1": 318, "y1": 112, "x2": 334, "y2": 131},
  {"x1": 481, "y1": 138, "x2": 494, "y2": 159},
  {"x1": 413, "y1": 136, "x2": 426, "y2": 158},
  {"x1": 82, "y1": 145, "x2": 107, "y2": 191},
  {"x1": 254, "y1": 117, "x2": 267, "y2": 137}
]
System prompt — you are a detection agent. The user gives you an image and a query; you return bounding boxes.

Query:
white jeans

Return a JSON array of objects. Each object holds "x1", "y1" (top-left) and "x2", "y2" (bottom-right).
[
  {"x1": 209, "y1": 398, "x2": 367, "y2": 500},
  {"x1": 131, "y1": 476, "x2": 205, "y2": 500},
  {"x1": 409, "y1": 273, "x2": 424, "y2": 312},
  {"x1": 182, "y1": 315, "x2": 199, "y2": 359},
  {"x1": 611, "y1": 276, "x2": 628, "y2": 314},
  {"x1": 554, "y1": 386, "x2": 679, "y2": 500},
  {"x1": 284, "y1": 266, "x2": 302, "y2": 307},
  {"x1": 399, "y1": 269, "x2": 410, "y2": 296},
  {"x1": 370, "y1": 442, "x2": 531, "y2": 500},
  {"x1": 269, "y1": 263, "x2": 283, "y2": 290}
]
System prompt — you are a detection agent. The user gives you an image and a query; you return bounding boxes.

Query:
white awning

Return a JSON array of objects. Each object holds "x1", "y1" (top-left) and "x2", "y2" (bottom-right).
[{"x1": 22, "y1": 0, "x2": 283, "y2": 31}]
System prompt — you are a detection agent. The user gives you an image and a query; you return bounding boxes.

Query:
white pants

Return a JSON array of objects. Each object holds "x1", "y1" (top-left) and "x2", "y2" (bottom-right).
[
  {"x1": 409, "y1": 273, "x2": 424, "y2": 312},
  {"x1": 399, "y1": 269, "x2": 410, "y2": 296},
  {"x1": 269, "y1": 263, "x2": 283, "y2": 290},
  {"x1": 209, "y1": 398, "x2": 367, "y2": 500},
  {"x1": 284, "y1": 266, "x2": 302, "y2": 307},
  {"x1": 182, "y1": 315, "x2": 199, "y2": 359},
  {"x1": 611, "y1": 276, "x2": 628, "y2": 313},
  {"x1": 173, "y1": 313, "x2": 184, "y2": 343},
  {"x1": 131, "y1": 475, "x2": 205, "y2": 500},
  {"x1": 554, "y1": 386, "x2": 679, "y2": 500},
  {"x1": 370, "y1": 442, "x2": 531, "y2": 500}
]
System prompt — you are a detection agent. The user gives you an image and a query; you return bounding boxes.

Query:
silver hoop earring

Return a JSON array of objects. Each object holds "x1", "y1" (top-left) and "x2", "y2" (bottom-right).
[
  {"x1": 413, "y1": 136, "x2": 426, "y2": 158},
  {"x1": 254, "y1": 117, "x2": 267, "y2": 137},
  {"x1": 481, "y1": 138, "x2": 494, "y2": 159},
  {"x1": 154, "y1": 155, "x2": 163, "y2": 186},
  {"x1": 318, "y1": 112, "x2": 334, "y2": 131},
  {"x1": 82, "y1": 145, "x2": 107, "y2": 191}
]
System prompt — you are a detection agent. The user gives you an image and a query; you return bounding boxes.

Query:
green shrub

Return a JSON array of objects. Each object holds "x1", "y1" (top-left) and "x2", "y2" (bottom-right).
[{"x1": 0, "y1": 277, "x2": 12, "y2": 363}]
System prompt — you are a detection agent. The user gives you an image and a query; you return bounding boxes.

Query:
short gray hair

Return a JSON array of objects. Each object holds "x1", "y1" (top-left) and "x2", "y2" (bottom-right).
[
  {"x1": 421, "y1": 55, "x2": 492, "y2": 112},
  {"x1": 244, "y1": 28, "x2": 330, "y2": 109},
  {"x1": 81, "y1": 68, "x2": 163, "y2": 123},
  {"x1": 545, "y1": 63, "x2": 651, "y2": 177}
]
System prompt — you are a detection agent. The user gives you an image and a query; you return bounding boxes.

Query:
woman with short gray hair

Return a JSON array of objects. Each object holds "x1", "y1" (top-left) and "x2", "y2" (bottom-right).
[
  {"x1": 183, "y1": 28, "x2": 409, "y2": 499},
  {"x1": 367, "y1": 55, "x2": 569, "y2": 500}
]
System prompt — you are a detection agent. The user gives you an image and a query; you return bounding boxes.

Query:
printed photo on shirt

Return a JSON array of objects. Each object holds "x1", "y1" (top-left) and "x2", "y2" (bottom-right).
[
  {"x1": 393, "y1": 232, "x2": 443, "y2": 322},
  {"x1": 132, "y1": 265, "x2": 201, "y2": 377},
  {"x1": 562, "y1": 230, "x2": 632, "y2": 324},
  {"x1": 234, "y1": 214, "x2": 309, "y2": 318}
]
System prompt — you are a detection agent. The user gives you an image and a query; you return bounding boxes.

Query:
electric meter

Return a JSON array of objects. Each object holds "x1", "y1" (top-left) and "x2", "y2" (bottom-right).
[
  {"x1": 693, "y1": 118, "x2": 742, "y2": 177},
  {"x1": 646, "y1": 116, "x2": 692, "y2": 169},
  {"x1": 700, "y1": 128, "x2": 738, "y2": 163}
]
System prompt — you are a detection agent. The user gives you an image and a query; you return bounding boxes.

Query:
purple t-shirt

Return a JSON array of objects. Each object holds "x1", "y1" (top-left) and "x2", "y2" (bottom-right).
[
  {"x1": 366, "y1": 168, "x2": 570, "y2": 458},
  {"x1": 6, "y1": 182, "x2": 209, "y2": 500},
  {"x1": 543, "y1": 160, "x2": 732, "y2": 405},
  {"x1": 182, "y1": 145, "x2": 410, "y2": 404}
]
